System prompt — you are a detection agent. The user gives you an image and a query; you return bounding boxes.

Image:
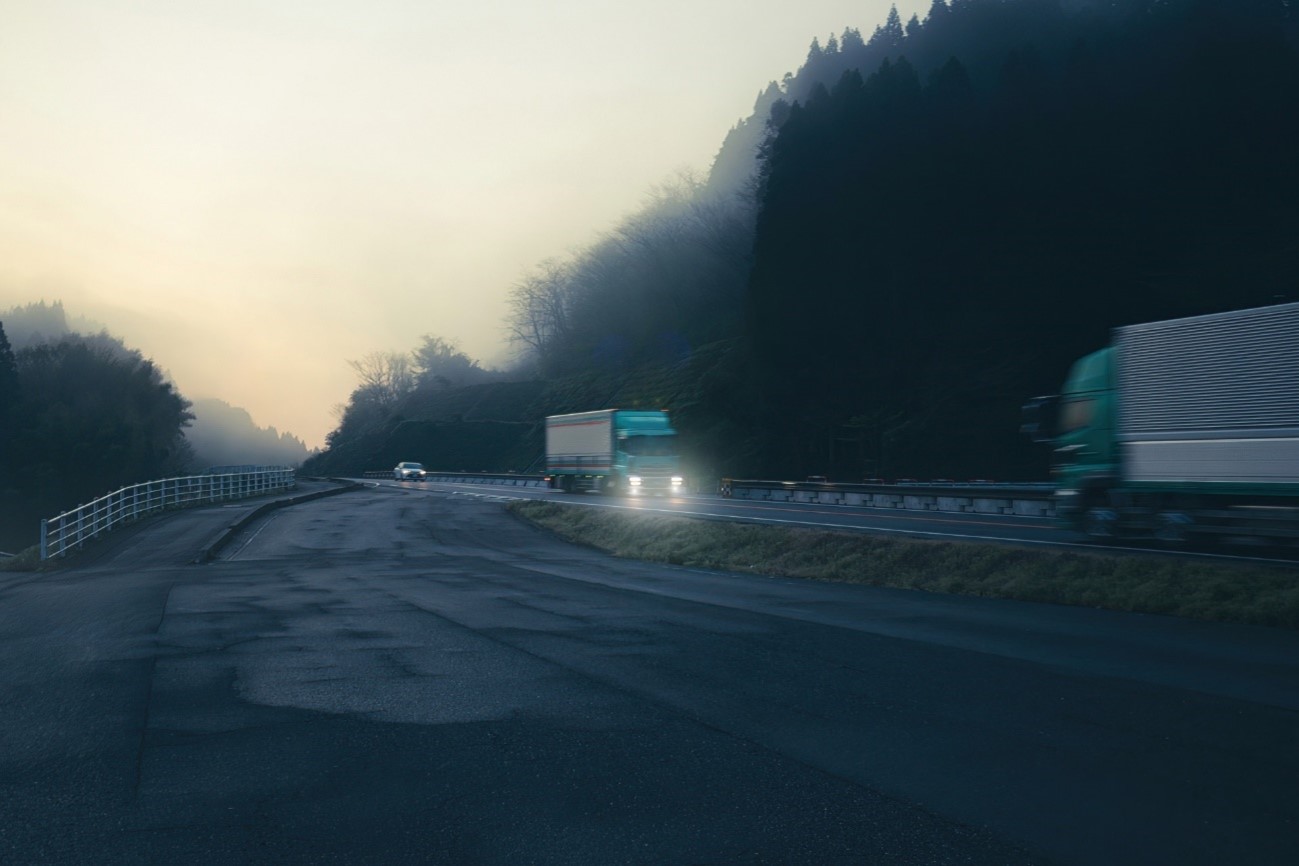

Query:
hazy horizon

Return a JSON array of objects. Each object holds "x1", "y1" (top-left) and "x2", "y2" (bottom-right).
[{"x1": 0, "y1": 0, "x2": 926, "y2": 448}]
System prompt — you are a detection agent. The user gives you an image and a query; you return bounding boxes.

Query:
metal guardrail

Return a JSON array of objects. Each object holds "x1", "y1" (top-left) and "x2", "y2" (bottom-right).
[
  {"x1": 362, "y1": 469, "x2": 1054, "y2": 517},
  {"x1": 40, "y1": 468, "x2": 296, "y2": 560},
  {"x1": 720, "y1": 478, "x2": 1056, "y2": 517},
  {"x1": 363, "y1": 469, "x2": 549, "y2": 488}
]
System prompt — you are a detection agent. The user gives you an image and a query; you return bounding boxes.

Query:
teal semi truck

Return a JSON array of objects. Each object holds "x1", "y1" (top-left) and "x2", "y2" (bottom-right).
[
  {"x1": 545, "y1": 409, "x2": 684, "y2": 495},
  {"x1": 1023, "y1": 301, "x2": 1299, "y2": 543}
]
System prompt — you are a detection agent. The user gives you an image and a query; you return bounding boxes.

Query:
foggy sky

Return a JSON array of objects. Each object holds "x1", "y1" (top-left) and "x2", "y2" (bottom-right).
[{"x1": 0, "y1": 0, "x2": 926, "y2": 448}]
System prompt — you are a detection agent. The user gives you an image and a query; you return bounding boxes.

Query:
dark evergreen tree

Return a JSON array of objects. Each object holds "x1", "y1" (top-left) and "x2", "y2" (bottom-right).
[
  {"x1": 0, "y1": 322, "x2": 17, "y2": 419},
  {"x1": 746, "y1": 0, "x2": 1299, "y2": 480},
  {"x1": 0, "y1": 322, "x2": 19, "y2": 483},
  {"x1": 869, "y1": 5, "x2": 907, "y2": 49}
]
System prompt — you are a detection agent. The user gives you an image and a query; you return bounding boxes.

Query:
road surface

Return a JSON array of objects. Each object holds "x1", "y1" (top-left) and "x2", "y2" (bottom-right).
[{"x1": 1, "y1": 483, "x2": 1294, "y2": 864}]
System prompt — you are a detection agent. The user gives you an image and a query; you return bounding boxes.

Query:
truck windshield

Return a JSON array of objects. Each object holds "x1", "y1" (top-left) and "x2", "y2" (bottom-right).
[
  {"x1": 622, "y1": 435, "x2": 676, "y2": 457},
  {"x1": 1059, "y1": 398, "x2": 1095, "y2": 434}
]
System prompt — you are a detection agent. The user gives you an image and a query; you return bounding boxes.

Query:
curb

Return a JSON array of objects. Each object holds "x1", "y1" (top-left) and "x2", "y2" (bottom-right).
[{"x1": 193, "y1": 479, "x2": 363, "y2": 564}]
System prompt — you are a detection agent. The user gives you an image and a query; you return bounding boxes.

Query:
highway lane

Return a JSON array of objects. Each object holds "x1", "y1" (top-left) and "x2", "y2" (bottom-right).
[
  {"x1": 370, "y1": 476, "x2": 1067, "y2": 544},
  {"x1": 376, "y1": 477, "x2": 1299, "y2": 565},
  {"x1": 1, "y1": 485, "x2": 1295, "y2": 864}
]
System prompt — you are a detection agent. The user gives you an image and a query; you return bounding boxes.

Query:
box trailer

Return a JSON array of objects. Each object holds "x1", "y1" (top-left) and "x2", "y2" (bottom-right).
[
  {"x1": 1023, "y1": 301, "x2": 1299, "y2": 542},
  {"x1": 545, "y1": 409, "x2": 683, "y2": 495}
]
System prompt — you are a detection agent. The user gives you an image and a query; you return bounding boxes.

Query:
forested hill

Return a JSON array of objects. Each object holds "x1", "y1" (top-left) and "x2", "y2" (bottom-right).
[
  {"x1": 0, "y1": 303, "x2": 312, "y2": 552},
  {"x1": 747, "y1": 0, "x2": 1299, "y2": 479},
  {"x1": 186, "y1": 398, "x2": 313, "y2": 470},
  {"x1": 309, "y1": 0, "x2": 1299, "y2": 485},
  {"x1": 0, "y1": 305, "x2": 193, "y2": 551}
]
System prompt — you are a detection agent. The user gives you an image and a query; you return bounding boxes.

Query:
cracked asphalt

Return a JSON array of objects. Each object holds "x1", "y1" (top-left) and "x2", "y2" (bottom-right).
[{"x1": 1, "y1": 484, "x2": 1295, "y2": 864}]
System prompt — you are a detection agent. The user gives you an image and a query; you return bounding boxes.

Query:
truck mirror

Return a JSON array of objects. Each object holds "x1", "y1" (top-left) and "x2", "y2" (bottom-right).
[{"x1": 1020, "y1": 396, "x2": 1058, "y2": 443}]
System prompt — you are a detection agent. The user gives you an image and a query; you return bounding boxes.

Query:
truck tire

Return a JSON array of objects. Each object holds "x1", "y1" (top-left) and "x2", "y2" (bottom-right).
[
  {"x1": 1083, "y1": 506, "x2": 1119, "y2": 539},
  {"x1": 1153, "y1": 511, "x2": 1194, "y2": 546}
]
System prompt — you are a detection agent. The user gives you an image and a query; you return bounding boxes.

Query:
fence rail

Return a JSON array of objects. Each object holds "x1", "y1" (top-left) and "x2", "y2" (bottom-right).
[
  {"x1": 358, "y1": 469, "x2": 1054, "y2": 516},
  {"x1": 720, "y1": 478, "x2": 1056, "y2": 517},
  {"x1": 40, "y1": 468, "x2": 296, "y2": 560},
  {"x1": 362, "y1": 469, "x2": 549, "y2": 488}
]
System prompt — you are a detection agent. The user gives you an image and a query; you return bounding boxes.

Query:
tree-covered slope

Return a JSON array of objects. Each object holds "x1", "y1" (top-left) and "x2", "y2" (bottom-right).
[
  {"x1": 747, "y1": 0, "x2": 1299, "y2": 480},
  {"x1": 311, "y1": 0, "x2": 1299, "y2": 488}
]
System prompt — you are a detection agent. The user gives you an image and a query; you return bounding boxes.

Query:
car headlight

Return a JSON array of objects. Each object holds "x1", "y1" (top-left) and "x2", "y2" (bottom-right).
[{"x1": 671, "y1": 476, "x2": 684, "y2": 487}]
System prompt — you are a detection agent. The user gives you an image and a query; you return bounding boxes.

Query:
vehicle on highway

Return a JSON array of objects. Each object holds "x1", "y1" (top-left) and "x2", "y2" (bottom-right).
[
  {"x1": 1022, "y1": 300, "x2": 1299, "y2": 544},
  {"x1": 545, "y1": 409, "x2": 683, "y2": 495},
  {"x1": 393, "y1": 462, "x2": 427, "y2": 481}
]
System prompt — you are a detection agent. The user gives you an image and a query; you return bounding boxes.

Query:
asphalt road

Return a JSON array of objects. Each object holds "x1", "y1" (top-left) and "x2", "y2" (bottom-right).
[
  {"x1": 378, "y1": 476, "x2": 1071, "y2": 549},
  {"x1": 391, "y1": 476, "x2": 1299, "y2": 565},
  {"x1": 1, "y1": 484, "x2": 1295, "y2": 864}
]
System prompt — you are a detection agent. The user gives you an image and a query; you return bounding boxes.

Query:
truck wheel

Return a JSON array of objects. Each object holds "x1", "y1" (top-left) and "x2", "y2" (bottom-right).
[
  {"x1": 1083, "y1": 506, "x2": 1119, "y2": 539},
  {"x1": 1153, "y1": 511, "x2": 1194, "y2": 546}
]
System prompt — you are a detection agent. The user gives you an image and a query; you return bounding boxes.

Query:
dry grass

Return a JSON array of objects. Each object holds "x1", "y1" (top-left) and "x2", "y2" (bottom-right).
[
  {"x1": 508, "y1": 501, "x2": 1299, "y2": 629},
  {"x1": 0, "y1": 546, "x2": 42, "y2": 572}
]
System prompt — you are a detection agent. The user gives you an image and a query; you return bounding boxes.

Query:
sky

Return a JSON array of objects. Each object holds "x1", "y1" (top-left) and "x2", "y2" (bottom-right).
[{"x1": 0, "y1": 0, "x2": 927, "y2": 448}]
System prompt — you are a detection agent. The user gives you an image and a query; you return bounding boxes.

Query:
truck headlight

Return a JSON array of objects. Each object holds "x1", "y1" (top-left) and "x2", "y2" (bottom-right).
[
  {"x1": 671, "y1": 476, "x2": 684, "y2": 488},
  {"x1": 628, "y1": 475, "x2": 642, "y2": 487}
]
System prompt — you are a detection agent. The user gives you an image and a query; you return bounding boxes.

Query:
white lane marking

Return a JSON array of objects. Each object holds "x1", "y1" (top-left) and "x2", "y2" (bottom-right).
[{"x1": 226, "y1": 512, "x2": 279, "y2": 561}]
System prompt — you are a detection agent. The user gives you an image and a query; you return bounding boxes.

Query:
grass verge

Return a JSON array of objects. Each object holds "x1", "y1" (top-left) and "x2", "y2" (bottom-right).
[
  {"x1": 0, "y1": 546, "x2": 43, "y2": 572},
  {"x1": 508, "y1": 501, "x2": 1299, "y2": 630}
]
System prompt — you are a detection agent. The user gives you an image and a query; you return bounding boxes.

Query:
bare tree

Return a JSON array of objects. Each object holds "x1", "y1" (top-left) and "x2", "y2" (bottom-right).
[
  {"x1": 506, "y1": 258, "x2": 574, "y2": 363},
  {"x1": 347, "y1": 351, "x2": 415, "y2": 411}
]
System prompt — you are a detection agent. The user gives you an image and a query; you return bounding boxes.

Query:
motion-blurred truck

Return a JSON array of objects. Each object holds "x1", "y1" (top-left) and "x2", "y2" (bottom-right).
[
  {"x1": 1022, "y1": 301, "x2": 1299, "y2": 543},
  {"x1": 545, "y1": 409, "x2": 683, "y2": 495}
]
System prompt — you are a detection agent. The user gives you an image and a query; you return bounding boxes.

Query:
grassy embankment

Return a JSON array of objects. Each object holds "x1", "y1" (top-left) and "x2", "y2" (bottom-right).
[
  {"x1": 508, "y1": 501, "x2": 1299, "y2": 630},
  {"x1": 0, "y1": 546, "x2": 42, "y2": 572}
]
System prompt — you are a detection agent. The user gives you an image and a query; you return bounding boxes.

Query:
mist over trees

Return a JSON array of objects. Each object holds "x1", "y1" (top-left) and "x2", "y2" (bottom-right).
[
  {"x1": 325, "y1": 335, "x2": 504, "y2": 455},
  {"x1": 0, "y1": 301, "x2": 322, "y2": 551},
  {"x1": 0, "y1": 302, "x2": 194, "y2": 550},
  {"x1": 314, "y1": 0, "x2": 1299, "y2": 485},
  {"x1": 185, "y1": 398, "x2": 312, "y2": 470},
  {"x1": 506, "y1": 171, "x2": 756, "y2": 376},
  {"x1": 0, "y1": 300, "x2": 102, "y2": 350}
]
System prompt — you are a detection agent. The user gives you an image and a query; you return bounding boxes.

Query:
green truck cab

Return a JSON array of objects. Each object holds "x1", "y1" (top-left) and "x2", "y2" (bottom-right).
[
  {"x1": 545, "y1": 409, "x2": 684, "y2": 495},
  {"x1": 1025, "y1": 302, "x2": 1299, "y2": 543}
]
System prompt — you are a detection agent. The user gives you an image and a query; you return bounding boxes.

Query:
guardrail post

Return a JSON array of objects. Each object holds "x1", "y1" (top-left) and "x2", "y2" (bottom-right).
[{"x1": 39, "y1": 519, "x2": 48, "y2": 561}]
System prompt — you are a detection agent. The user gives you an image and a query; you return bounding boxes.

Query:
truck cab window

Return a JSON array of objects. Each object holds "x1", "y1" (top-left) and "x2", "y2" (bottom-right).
[
  {"x1": 622, "y1": 436, "x2": 676, "y2": 457},
  {"x1": 1060, "y1": 398, "x2": 1094, "y2": 433}
]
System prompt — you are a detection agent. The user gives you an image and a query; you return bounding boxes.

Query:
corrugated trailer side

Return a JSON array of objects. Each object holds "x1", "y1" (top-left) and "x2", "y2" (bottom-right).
[
  {"x1": 545, "y1": 410, "x2": 616, "y2": 473},
  {"x1": 1116, "y1": 302, "x2": 1299, "y2": 489}
]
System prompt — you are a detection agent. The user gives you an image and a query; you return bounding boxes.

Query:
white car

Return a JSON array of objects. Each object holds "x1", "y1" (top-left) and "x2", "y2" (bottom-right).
[{"x1": 393, "y1": 461, "x2": 427, "y2": 481}]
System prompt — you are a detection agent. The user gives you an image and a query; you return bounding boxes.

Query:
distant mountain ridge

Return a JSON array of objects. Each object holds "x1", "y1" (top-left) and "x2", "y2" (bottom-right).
[{"x1": 186, "y1": 398, "x2": 312, "y2": 470}]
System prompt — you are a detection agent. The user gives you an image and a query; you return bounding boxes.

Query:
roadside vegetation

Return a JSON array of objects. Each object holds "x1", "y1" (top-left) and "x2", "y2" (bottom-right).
[
  {"x1": 0, "y1": 546, "x2": 41, "y2": 573},
  {"x1": 509, "y1": 501, "x2": 1299, "y2": 630}
]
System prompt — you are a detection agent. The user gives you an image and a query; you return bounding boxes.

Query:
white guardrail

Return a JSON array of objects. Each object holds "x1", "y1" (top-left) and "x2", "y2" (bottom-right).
[{"x1": 40, "y1": 467, "x2": 296, "y2": 560}]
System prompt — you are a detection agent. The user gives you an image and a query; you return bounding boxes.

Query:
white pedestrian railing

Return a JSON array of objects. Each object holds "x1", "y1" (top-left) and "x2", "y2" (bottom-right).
[{"x1": 40, "y1": 468, "x2": 296, "y2": 560}]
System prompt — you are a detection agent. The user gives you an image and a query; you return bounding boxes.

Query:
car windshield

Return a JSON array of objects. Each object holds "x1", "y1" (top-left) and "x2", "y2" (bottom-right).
[{"x1": 400, "y1": 463, "x2": 423, "y2": 469}]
